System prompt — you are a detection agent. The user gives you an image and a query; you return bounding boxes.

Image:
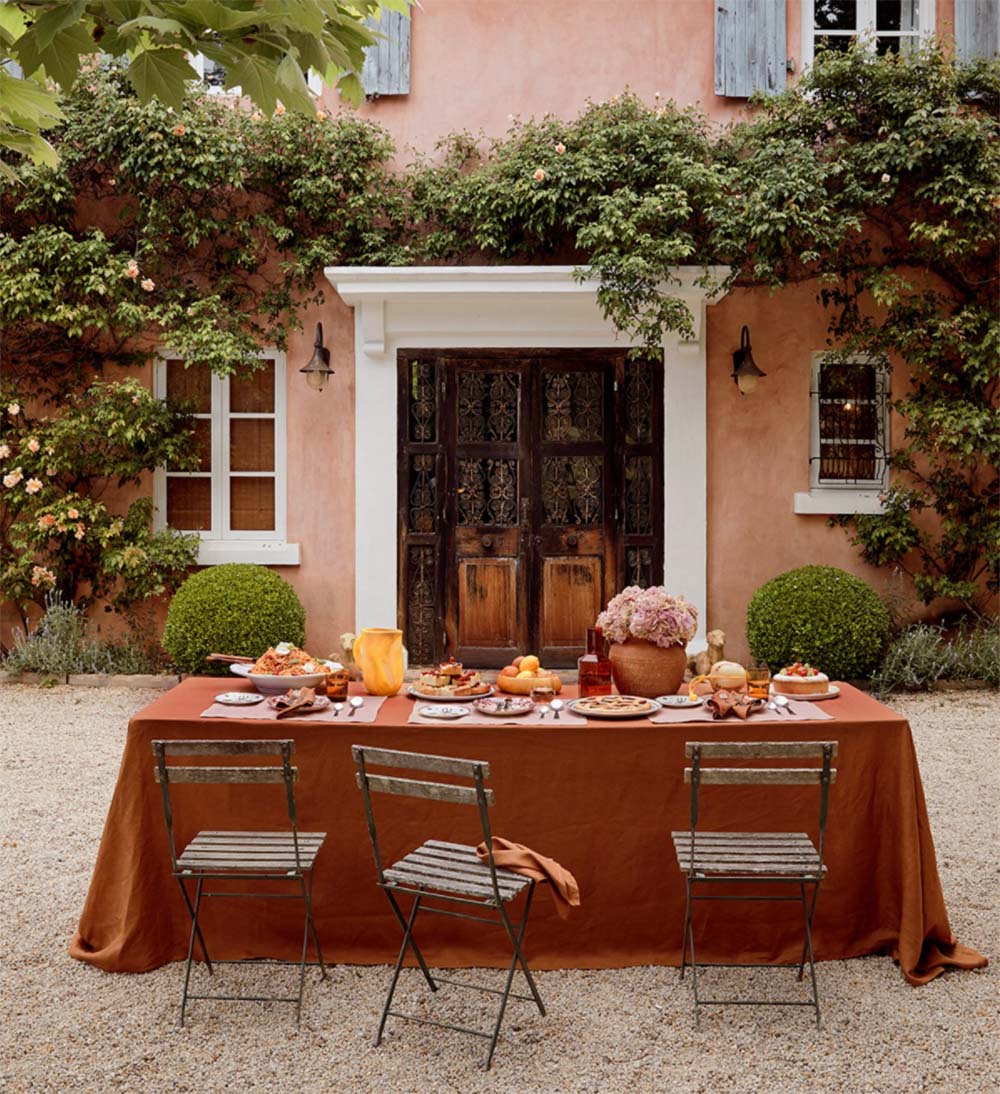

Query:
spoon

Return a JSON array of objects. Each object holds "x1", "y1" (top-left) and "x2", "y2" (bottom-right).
[
  {"x1": 550, "y1": 698, "x2": 564, "y2": 721},
  {"x1": 767, "y1": 701, "x2": 781, "y2": 716},
  {"x1": 773, "y1": 694, "x2": 796, "y2": 716},
  {"x1": 333, "y1": 703, "x2": 344, "y2": 718},
  {"x1": 348, "y1": 696, "x2": 364, "y2": 718},
  {"x1": 537, "y1": 703, "x2": 550, "y2": 721}
]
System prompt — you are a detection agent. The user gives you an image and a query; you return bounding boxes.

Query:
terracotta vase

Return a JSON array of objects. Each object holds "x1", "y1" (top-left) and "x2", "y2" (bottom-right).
[{"x1": 608, "y1": 638, "x2": 687, "y2": 699}]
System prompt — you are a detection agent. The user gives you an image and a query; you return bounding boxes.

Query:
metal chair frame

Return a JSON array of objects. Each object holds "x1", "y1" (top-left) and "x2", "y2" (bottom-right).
[
  {"x1": 152, "y1": 738, "x2": 328, "y2": 1027},
  {"x1": 353, "y1": 744, "x2": 545, "y2": 1070},
  {"x1": 676, "y1": 740, "x2": 838, "y2": 1028}
]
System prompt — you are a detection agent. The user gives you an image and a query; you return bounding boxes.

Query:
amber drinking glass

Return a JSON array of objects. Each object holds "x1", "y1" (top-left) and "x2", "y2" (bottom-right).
[
  {"x1": 746, "y1": 663, "x2": 771, "y2": 700},
  {"x1": 529, "y1": 685, "x2": 555, "y2": 707}
]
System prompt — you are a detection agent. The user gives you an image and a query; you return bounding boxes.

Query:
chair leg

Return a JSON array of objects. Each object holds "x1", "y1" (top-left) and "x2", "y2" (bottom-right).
[
  {"x1": 179, "y1": 877, "x2": 206, "y2": 1028},
  {"x1": 797, "y1": 880, "x2": 822, "y2": 982},
  {"x1": 504, "y1": 884, "x2": 545, "y2": 1017},
  {"x1": 687, "y1": 895, "x2": 701, "y2": 1028},
  {"x1": 798, "y1": 882, "x2": 822, "y2": 1028},
  {"x1": 176, "y1": 876, "x2": 213, "y2": 974},
  {"x1": 384, "y1": 889, "x2": 437, "y2": 993},
  {"x1": 376, "y1": 894, "x2": 424, "y2": 1047},
  {"x1": 303, "y1": 872, "x2": 329, "y2": 981},
  {"x1": 680, "y1": 875, "x2": 692, "y2": 980}
]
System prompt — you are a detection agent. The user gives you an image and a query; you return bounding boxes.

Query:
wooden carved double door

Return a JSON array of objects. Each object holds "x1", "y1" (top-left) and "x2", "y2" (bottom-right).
[{"x1": 398, "y1": 350, "x2": 664, "y2": 668}]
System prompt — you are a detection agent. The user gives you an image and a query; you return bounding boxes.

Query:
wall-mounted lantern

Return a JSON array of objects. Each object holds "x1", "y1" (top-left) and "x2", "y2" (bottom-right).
[
  {"x1": 300, "y1": 322, "x2": 333, "y2": 391},
  {"x1": 731, "y1": 325, "x2": 766, "y2": 395}
]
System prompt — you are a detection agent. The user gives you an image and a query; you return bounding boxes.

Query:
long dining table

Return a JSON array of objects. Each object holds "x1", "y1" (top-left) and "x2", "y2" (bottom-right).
[{"x1": 70, "y1": 678, "x2": 986, "y2": 985}]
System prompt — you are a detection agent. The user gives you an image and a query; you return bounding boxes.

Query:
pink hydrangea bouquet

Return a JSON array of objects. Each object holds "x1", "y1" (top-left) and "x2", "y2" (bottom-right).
[{"x1": 596, "y1": 586, "x2": 698, "y2": 649}]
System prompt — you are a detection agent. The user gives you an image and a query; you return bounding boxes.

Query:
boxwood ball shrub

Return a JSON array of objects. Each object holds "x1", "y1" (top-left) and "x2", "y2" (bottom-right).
[
  {"x1": 162, "y1": 564, "x2": 306, "y2": 674},
  {"x1": 746, "y1": 566, "x2": 890, "y2": 680}
]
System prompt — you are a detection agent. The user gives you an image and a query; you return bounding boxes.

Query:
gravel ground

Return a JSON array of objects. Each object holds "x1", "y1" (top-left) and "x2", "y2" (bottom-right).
[{"x1": 0, "y1": 685, "x2": 996, "y2": 1093}]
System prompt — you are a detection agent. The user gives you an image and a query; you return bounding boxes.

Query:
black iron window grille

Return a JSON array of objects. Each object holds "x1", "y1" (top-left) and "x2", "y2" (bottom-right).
[{"x1": 811, "y1": 359, "x2": 888, "y2": 487}]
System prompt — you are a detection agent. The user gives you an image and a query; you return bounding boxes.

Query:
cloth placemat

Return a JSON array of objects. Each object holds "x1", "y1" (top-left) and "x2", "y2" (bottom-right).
[
  {"x1": 201, "y1": 695, "x2": 387, "y2": 723},
  {"x1": 650, "y1": 697, "x2": 833, "y2": 724},
  {"x1": 407, "y1": 703, "x2": 588, "y2": 727}
]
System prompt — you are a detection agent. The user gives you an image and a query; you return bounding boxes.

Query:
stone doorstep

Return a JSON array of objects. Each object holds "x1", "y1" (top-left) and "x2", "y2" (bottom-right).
[{"x1": 0, "y1": 672, "x2": 180, "y2": 689}]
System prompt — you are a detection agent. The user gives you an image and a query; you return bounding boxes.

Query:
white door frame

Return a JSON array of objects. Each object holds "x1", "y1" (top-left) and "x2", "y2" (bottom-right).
[{"x1": 326, "y1": 265, "x2": 730, "y2": 653}]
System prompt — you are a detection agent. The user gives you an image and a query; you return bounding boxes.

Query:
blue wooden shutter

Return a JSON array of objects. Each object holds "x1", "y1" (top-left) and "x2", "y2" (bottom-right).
[
  {"x1": 955, "y1": 0, "x2": 999, "y2": 61},
  {"x1": 361, "y1": 9, "x2": 411, "y2": 96},
  {"x1": 715, "y1": 0, "x2": 786, "y2": 97}
]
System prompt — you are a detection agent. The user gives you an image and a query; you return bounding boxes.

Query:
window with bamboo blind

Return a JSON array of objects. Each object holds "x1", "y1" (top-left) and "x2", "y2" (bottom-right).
[{"x1": 153, "y1": 352, "x2": 298, "y2": 565}]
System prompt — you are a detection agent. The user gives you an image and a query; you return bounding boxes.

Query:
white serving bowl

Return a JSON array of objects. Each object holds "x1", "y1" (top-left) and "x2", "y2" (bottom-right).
[{"x1": 230, "y1": 660, "x2": 340, "y2": 696}]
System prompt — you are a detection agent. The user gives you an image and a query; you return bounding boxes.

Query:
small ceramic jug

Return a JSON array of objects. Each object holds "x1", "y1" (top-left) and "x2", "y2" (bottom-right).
[{"x1": 352, "y1": 628, "x2": 405, "y2": 696}]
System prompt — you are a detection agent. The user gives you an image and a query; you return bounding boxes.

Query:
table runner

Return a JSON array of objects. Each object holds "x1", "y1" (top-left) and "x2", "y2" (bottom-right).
[
  {"x1": 71, "y1": 679, "x2": 987, "y2": 985},
  {"x1": 650, "y1": 697, "x2": 833, "y2": 723},
  {"x1": 201, "y1": 692, "x2": 386, "y2": 724},
  {"x1": 408, "y1": 703, "x2": 587, "y2": 727}
]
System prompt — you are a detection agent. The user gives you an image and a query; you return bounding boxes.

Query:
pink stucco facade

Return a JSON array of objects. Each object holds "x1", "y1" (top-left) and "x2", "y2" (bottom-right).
[{"x1": 6, "y1": 1, "x2": 965, "y2": 661}]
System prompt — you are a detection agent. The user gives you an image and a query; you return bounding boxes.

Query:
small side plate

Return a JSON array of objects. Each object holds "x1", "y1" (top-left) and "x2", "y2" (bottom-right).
[
  {"x1": 656, "y1": 694, "x2": 703, "y2": 709},
  {"x1": 419, "y1": 704, "x2": 469, "y2": 719},
  {"x1": 215, "y1": 692, "x2": 265, "y2": 706}
]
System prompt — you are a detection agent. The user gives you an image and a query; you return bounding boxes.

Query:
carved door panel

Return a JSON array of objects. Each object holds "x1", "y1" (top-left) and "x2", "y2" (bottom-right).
[
  {"x1": 398, "y1": 351, "x2": 663, "y2": 668},
  {"x1": 447, "y1": 361, "x2": 530, "y2": 667},
  {"x1": 534, "y1": 362, "x2": 615, "y2": 667}
]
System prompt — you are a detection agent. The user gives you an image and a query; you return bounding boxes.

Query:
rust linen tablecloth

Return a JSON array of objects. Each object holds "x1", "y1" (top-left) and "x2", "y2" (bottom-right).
[{"x1": 70, "y1": 679, "x2": 986, "y2": 984}]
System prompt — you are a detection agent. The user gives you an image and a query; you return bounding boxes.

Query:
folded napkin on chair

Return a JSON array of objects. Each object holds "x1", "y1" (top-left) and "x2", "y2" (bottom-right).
[
  {"x1": 705, "y1": 689, "x2": 765, "y2": 720},
  {"x1": 476, "y1": 837, "x2": 581, "y2": 919}
]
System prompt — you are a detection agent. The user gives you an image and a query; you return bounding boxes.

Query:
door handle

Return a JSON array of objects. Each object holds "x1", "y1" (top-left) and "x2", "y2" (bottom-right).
[
  {"x1": 567, "y1": 533, "x2": 579, "y2": 549},
  {"x1": 482, "y1": 535, "x2": 495, "y2": 551}
]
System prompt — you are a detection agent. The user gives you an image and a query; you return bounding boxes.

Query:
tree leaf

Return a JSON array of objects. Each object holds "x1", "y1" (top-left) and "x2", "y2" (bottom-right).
[
  {"x1": 224, "y1": 53, "x2": 280, "y2": 114},
  {"x1": 127, "y1": 47, "x2": 199, "y2": 110},
  {"x1": 23, "y1": 1, "x2": 86, "y2": 51}
]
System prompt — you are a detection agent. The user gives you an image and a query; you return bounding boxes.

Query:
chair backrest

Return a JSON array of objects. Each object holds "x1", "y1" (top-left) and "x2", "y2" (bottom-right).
[
  {"x1": 684, "y1": 740, "x2": 839, "y2": 865},
  {"x1": 152, "y1": 739, "x2": 300, "y2": 870},
  {"x1": 352, "y1": 745, "x2": 502, "y2": 899}
]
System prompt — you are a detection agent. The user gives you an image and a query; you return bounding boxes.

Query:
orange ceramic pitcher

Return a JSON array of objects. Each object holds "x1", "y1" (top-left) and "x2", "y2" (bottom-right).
[{"x1": 353, "y1": 628, "x2": 405, "y2": 696}]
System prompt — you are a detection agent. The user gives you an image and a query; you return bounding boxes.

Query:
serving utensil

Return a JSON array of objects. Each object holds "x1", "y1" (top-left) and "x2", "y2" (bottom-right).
[
  {"x1": 333, "y1": 703, "x2": 344, "y2": 717},
  {"x1": 550, "y1": 698, "x2": 564, "y2": 721},
  {"x1": 348, "y1": 696, "x2": 365, "y2": 717},
  {"x1": 773, "y1": 694, "x2": 796, "y2": 716},
  {"x1": 206, "y1": 653, "x2": 255, "y2": 665}
]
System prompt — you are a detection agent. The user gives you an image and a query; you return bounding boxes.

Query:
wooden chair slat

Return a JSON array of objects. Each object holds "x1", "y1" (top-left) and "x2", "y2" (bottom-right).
[
  {"x1": 390, "y1": 858, "x2": 526, "y2": 896},
  {"x1": 157, "y1": 766, "x2": 295, "y2": 785},
  {"x1": 684, "y1": 768, "x2": 838, "y2": 786},
  {"x1": 402, "y1": 852, "x2": 526, "y2": 893},
  {"x1": 153, "y1": 739, "x2": 294, "y2": 757},
  {"x1": 384, "y1": 866, "x2": 505, "y2": 900},
  {"x1": 357, "y1": 772, "x2": 493, "y2": 807},
  {"x1": 684, "y1": 741, "x2": 838, "y2": 760},
  {"x1": 353, "y1": 745, "x2": 490, "y2": 780},
  {"x1": 424, "y1": 839, "x2": 484, "y2": 855},
  {"x1": 670, "y1": 830, "x2": 811, "y2": 841},
  {"x1": 197, "y1": 831, "x2": 325, "y2": 843},
  {"x1": 690, "y1": 861, "x2": 827, "y2": 876}
]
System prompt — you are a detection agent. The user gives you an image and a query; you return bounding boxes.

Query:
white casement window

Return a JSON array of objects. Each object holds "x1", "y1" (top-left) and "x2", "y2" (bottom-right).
[
  {"x1": 801, "y1": 1, "x2": 935, "y2": 67},
  {"x1": 153, "y1": 352, "x2": 299, "y2": 564},
  {"x1": 189, "y1": 53, "x2": 323, "y2": 97},
  {"x1": 794, "y1": 353, "x2": 890, "y2": 514}
]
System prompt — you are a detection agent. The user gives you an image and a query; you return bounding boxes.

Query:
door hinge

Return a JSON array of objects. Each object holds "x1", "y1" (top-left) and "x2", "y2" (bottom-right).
[{"x1": 613, "y1": 379, "x2": 619, "y2": 392}]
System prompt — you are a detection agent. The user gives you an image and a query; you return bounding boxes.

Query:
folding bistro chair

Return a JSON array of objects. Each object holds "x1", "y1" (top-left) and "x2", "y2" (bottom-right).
[
  {"x1": 673, "y1": 740, "x2": 838, "y2": 1027},
  {"x1": 352, "y1": 745, "x2": 546, "y2": 1070},
  {"x1": 152, "y1": 739, "x2": 328, "y2": 1027}
]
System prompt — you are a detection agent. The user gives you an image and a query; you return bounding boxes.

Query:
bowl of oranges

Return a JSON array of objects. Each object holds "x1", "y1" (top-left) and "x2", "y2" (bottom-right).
[{"x1": 496, "y1": 654, "x2": 563, "y2": 695}]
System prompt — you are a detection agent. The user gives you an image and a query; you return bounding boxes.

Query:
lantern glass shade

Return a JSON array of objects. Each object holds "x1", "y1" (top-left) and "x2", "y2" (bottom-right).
[
  {"x1": 300, "y1": 322, "x2": 333, "y2": 391},
  {"x1": 731, "y1": 325, "x2": 765, "y2": 395},
  {"x1": 736, "y1": 371, "x2": 760, "y2": 395},
  {"x1": 303, "y1": 363, "x2": 328, "y2": 391}
]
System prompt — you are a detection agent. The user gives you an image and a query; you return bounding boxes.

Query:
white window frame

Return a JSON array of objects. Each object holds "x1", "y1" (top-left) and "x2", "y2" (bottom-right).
[
  {"x1": 794, "y1": 352, "x2": 889, "y2": 514},
  {"x1": 153, "y1": 351, "x2": 300, "y2": 565},
  {"x1": 801, "y1": 0, "x2": 936, "y2": 68},
  {"x1": 189, "y1": 53, "x2": 323, "y2": 98}
]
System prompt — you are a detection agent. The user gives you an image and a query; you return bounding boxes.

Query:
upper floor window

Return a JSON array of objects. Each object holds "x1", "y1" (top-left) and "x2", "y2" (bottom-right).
[
  {"x1": 811, "y1": 354, "x2": 889, "y2": 487},
  {"x1": 154, "y1": 352, "x2": 299, "y2": 565},
  {"x1": 802, "y1": 1, "x2": 935, "y2": 66}
]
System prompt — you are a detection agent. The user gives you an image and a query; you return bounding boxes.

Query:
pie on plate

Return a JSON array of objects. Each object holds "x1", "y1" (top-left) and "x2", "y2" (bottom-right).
[
  {"x1": 473, "y1": 696, "x2": 534, "y2": 717},
  {"x1": 568, "y1": 695, "x2": 660, "y2": 719}
]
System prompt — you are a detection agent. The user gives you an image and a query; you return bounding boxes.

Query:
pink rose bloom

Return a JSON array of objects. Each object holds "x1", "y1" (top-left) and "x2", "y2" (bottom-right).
[
  {"x1": 25, "y1": 478, "x2": 42, "y2": 494},
  {"x1": 38, "y1": 513, "x2": 56, "y2": 529},
  {"x1": 126, "y1": 261, "x2": 139, "y2": 279},
  {"x1": 172, "y1": 124, "x2": 186, "y2": 136},
  {"x1": 27, "y1": 437, "x2": 40, "y2": 453}
]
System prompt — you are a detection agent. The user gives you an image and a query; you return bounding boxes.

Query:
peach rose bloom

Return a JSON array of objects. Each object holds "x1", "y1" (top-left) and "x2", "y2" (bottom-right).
[
  {"x1": 533, "y1": 168, "x2": 546, "y2": 182},
  {"x1": 141, "y1": 278, "x2": 155, "y2": 291}
]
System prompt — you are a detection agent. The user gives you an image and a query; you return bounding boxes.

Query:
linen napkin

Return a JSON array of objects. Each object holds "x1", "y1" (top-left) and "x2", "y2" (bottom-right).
[
  {"x1": 705, "y1": 689, "x2": 765, "y2": 720},
  {"x1": 476, "y1": 837, "x2": 580, "y2": 918}
]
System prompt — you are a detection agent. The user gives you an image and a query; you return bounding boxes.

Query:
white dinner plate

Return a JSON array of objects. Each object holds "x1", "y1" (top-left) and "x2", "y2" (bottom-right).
[
  {"x1": 418, "y1": 705, "x2": 469, "y2": 719},
  {"x1": 656, "y1": 694, "x2": 703, "y2": 708},
  {"x1": 214, "y1": 691, "x2": 265, "y2": 706},
  {"x1": 407, "y1": 685, "x2": 494, "y2": 703},
  {"x1": 769, "y1": 684, "x2": 841, "y2": 702}
]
